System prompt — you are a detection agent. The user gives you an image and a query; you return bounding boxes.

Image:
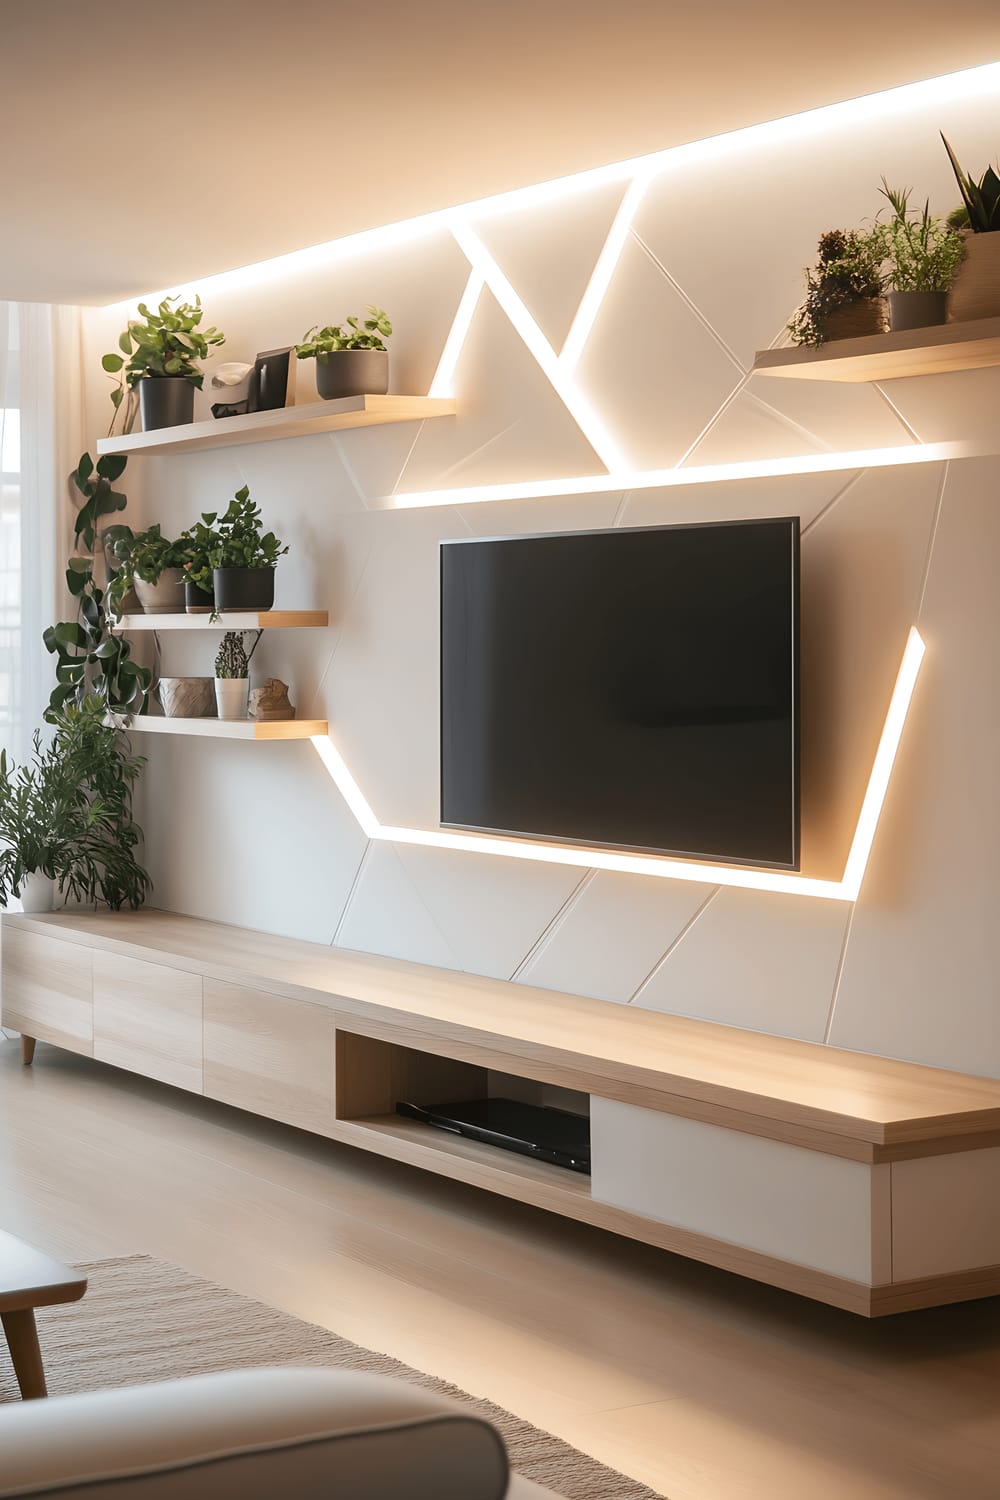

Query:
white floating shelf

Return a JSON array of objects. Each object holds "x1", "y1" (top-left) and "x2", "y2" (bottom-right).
[
  {"x1": 752, "y1": 315, "x2": 1000, "y2": 383},
  {"x1": 111, "y1": 610, "x2": 328, "y2": 633},
  {"x1": 115, "y1": 716, "x2": 327, "y2": 741},
  {"x1": 96, "y1": 395, "x2": 456, "y2": 456}
]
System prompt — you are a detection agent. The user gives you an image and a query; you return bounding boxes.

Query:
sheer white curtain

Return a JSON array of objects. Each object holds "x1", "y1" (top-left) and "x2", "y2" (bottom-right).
[{"x1": 0, "y1": 302, "x2": 83, "y2": 762}]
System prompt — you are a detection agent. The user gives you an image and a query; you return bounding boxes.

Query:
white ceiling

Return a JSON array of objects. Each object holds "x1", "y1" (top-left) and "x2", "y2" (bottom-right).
[{"x1": 3, "y1": 0, "x2": 999, "y2": 305}]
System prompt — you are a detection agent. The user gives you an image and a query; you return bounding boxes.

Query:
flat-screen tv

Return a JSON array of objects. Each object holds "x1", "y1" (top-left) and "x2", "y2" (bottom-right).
[{"x1": 440, "y1": 517, "x2": 800, "y2": 870}]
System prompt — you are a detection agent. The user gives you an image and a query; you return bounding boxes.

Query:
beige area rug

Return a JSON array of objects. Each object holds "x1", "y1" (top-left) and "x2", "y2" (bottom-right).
[{"x1": 0, "y1": 1256, "x2": 663, "y2": 1499}]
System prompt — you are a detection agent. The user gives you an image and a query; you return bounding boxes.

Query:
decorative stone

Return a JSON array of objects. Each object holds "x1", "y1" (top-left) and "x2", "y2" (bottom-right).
[
  {"x1": 248, "y1": 678, "x2": 295, "y2": 721},
  {"x1": 158, "y1": 677, "x2": 216, "y2": 718}
]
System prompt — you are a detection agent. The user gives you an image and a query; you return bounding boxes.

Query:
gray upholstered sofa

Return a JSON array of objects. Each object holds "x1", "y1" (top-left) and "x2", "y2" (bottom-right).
[{"x1": 0, "y1": 1367, "x2": 560, "y2": 1498}]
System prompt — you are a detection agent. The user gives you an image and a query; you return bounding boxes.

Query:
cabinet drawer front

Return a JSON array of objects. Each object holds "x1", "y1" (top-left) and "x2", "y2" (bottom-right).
[
  {"x1": 591, "y1": 1097, "x2": 890, "y2": 1284},
  {"x1": 2, "y1": 929, "x2": 93, "y2": 1054},
  {"x1": 93, "y1": 951, "x2": 203, "y2": 1092},
  {"x1": 203, "y1": 980, "x2": 335, "y2": 1134}
]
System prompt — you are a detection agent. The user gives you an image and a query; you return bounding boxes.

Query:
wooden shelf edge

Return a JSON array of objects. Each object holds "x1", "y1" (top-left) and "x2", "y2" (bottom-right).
[
  {"x1": 110, "y1": 716, "x2": 327, "y2": 741},
  {"x1": 96, "y1": 395, "x2": 457, "y2": 456},
  {"x1": 753, "y1": 314, "x2": 1000, "y2": 383},
  {"x1": 111, "y1": 610, "x2": 329, "y2": 633}
]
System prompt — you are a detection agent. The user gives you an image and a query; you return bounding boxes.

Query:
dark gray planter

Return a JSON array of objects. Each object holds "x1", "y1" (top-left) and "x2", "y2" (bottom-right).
[
  {"x1": 185, "y1": 579, "x2": 215, "y2": 614},
  {"x1": 139, "y1": 377, "x2": 195, "y2": 430},
  {"x1": 887, "y1": 290, "x2": 948, "y2": 332},
  {"x1": 213, "y1": 567, "x2": 275, "y2": 612},
  {"x1": 315, "y1": 349, "x2": 389, "y2": 400}
]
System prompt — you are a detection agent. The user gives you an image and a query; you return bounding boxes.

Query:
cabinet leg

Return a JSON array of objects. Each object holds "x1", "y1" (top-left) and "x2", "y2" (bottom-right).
[
  {"x1": 20, "y1": 1036, "x2": 36, "y2": 1066},
  {"x1": 1, "y1": 1309, "x2": 47, "y2": 1398}
]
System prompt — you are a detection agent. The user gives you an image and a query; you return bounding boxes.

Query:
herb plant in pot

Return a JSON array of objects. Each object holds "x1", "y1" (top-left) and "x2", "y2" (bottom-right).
[
  {"x1": 103, "y1": 295, "x2": 225, "y2": 432},
  {"x1": 214, "y1": 632, "x2": 251, "y2": 720},
  {"x1": 194, "y1": 485, "x2": 288, "y2": 613},
  {"x1": 105, "y1": 524, "x2": 189, "y2": 615},
  {"x1": 941, "y1": 135, "x2": 1000, "y2": 321},
  {"x1": 788, "y1": 227, "x2": 888, "y2": 346},
  {"x1": 879, "y1": 181, "x2": 964, "y2": 331},
  {"x1": 296, "y1": 307, "x2": 392, "y2": 399}
]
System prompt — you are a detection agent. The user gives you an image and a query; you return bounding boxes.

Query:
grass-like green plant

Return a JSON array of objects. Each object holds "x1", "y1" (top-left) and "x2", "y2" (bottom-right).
[
  {"x1": 296, "y1": 306, "x2": 392, "y2": 360},
  {"x1": 879, "y1": 181, "x2": 965, "y2": 292},
  {"x1": 0, "y1": 696, "x2": 151, "y2": 910},
  {"x1": 44, "y1": 453, "x2": 151, "y2": 719},
  {"x1": 215, "y1": 632, "x2": 249, "y2": 679},
  {"x1": 788, "y1": 226, "x2": 888, "y2": 347},
  {"x1": 102, "y1": 296, "x2": 225, "y2": 434},
  {"x1": 183, "y1": 486, "x2": 288, "y2": 595},
  {"x1": 941, "y1": 134, "x2": 1000, "y2": 232}
]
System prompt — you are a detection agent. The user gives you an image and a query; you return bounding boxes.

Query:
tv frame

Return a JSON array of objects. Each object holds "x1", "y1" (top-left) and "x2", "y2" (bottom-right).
[{"x1": 439, "y1": 516, "x2": 801, "y2": 871}]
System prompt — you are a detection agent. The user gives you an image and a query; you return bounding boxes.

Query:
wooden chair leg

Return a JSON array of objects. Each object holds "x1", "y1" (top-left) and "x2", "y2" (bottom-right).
[
  {"x1": 20, "y1": 1036, "x2": 36, "y2": 1066},
  {"x1": 1, "y1": 1309, "x2": 47, "y2": 1398}
]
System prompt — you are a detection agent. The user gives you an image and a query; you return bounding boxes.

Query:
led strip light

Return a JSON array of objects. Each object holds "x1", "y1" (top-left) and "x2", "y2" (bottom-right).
[{"x1": 312, "y1": 627, "x2": 925, "y2": 903}]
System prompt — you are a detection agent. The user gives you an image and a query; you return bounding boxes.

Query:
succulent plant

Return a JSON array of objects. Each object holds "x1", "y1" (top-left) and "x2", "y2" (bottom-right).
[{"x1": 941, "y1": 134, "x2": 1000, "y2": 233}]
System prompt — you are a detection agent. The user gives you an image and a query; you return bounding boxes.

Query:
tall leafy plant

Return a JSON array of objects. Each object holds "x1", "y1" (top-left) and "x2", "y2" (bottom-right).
[
  {"x1": 0, "y1": 696, "x2": 150, "y2": 910},
  {"x1": 183, "y1": 486, "x2": 287, "y2": 595},
  {"x1": 103, "y1": 295, "x2": 225, "y2": 434},
  {"x1": 44, "y1": 453, "x2": 151, "y2": 718},
  {"x1": 879, "y1": 181, "x2": 964, "y2": 292}
]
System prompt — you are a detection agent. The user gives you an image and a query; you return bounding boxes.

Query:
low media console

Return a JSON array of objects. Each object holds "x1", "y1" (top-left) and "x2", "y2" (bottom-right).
[{"x1": 5, "y1": 908, "x2": 1000, "y2": 1316}]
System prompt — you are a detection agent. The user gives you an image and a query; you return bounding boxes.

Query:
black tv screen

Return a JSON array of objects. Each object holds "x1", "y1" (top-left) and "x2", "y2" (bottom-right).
[{"x1": 440, "y1": 517, "x2": 800, "y2": 870}]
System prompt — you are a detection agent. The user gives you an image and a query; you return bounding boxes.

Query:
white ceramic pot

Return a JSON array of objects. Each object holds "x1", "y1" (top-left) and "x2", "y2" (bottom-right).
[
  {"x1": 215, "y1": 677, "x2": 249, "y2": 721},
  {"x1": 19, "y1": 872, "x2": 55, "y2": 913},
  {"x1": 134, "y1": 568, "x2": 186, "y2": 614}
]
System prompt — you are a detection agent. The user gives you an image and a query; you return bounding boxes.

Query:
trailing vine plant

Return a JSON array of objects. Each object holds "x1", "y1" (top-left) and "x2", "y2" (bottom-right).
[{"x1": 43, "y1": 452, "x2": 151, "y2": 720}]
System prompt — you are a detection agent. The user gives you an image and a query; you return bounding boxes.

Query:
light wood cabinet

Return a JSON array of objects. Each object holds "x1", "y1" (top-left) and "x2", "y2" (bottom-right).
[
  {"x1": 203, "y1": 979, "x2": 336, "y2": 1134},
  {"x1": 1, "y1": 928, "x2": 93, "y2": 1055},
  {"x1": 93, "y1": 951, "x2": 203, "y2": 1093}
]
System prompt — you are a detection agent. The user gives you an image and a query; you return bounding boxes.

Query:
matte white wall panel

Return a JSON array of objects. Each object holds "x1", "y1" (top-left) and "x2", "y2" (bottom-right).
[
  {"x1": 829, "y1": 458, "x2": 1000, "y2": 1075},
  {"x1": 518, "y1": 872, "x2": 711, "y2": 1004},
  {"x1": 891, "y1": 1149, "x2": 1000, "y2": 1281},
  {"x1": 633, "y1": 887, "x2": 850, "y2": 1042},
  {"x1": 591, "y1": 1098, "x2": 888, "y2": 1282},
  {"x1": 866, "y1": 367, "x2": 1000, "y2": 448},
  {"x1": 336, "y1": 843, "x2": 461, "y2": 971}
]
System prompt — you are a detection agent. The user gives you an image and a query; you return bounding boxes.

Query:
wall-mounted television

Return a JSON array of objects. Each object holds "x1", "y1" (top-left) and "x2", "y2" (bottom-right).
[{"x1": 440, "y1": 517, "x2": 800, "y2": 870}]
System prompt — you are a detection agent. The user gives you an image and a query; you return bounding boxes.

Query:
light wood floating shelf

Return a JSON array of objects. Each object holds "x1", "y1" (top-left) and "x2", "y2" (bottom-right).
[
  {"x1": 115, "y1": 717, "x2": 327, "y2": 741},
  {"x1": 111, "y1": 610, "x2": 328, "y2": 633},
  {"x1": 95, "y1": 395, "x2": 457, "y2": 457},
  {"x1": 752, "y1": 315, "x2": 1000, "y2": 382}
]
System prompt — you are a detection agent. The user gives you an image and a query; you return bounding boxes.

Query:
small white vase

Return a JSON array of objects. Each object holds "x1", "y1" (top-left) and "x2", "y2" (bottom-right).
[
  {"x1": 19, "y1": 873, "x2": 55, "y2": 913},
  {"x1": 215, "y1": 677, "x2": 249, "y2": 721}
]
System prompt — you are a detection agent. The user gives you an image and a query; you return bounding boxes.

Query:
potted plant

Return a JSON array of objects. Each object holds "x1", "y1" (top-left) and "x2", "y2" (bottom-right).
[
  {"x1": 941, "y1": 135, "x2": 1000, "y2": 321},
  {"x1": 214, "y1": 631, "x2": 251, "y2": 720},
  {"x1": 105, "y1": 523, "x2": 190, "y2": 616},
  {"x1": 879, "y1": 181, "x2": 964, "y2": 331},
  {"x1": 0, "y1": 697, "x2": 151, "y2": 913},
  {"x1": 185, "y1": 485, "x2": 288, "y2": 612},
  {"x1": 179, "y1": 514, "x2": 220, "y2": 613},
  {"x1": 103, "y1": 295, "x2": 225, "y2": 433},
  {"x1": 295, "y1": 306, "x2": 392, "y2": 399},
  {"x1": 788, "y1": 227, "x2": 888, "y2": 346}
]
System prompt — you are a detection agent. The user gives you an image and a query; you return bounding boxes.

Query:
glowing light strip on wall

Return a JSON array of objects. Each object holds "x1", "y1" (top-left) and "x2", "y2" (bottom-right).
[
  {"x1": 559, "y1": 168, "x2": 657, "y2": 373},
  {"x1": 311, "y1": 627, "x2": 925, "y2": 902}
]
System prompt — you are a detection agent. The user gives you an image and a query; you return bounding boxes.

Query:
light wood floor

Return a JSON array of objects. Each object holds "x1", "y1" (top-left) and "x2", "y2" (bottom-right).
[{"x1": 2, "y1": 1039, "x2": 999, "y2": 1499}]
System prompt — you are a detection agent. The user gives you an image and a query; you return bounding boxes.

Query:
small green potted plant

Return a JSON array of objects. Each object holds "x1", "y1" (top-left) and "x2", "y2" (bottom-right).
[
  {"x1": 179, "y1": 513, "x2": 220, "y2": 613},
  {"x1": 295, "y1": 306, "x2": 392, "y2": 399},
  {"x1": 879, "y1": 181, "x2": 964, "y2": 331},
  {"x1": 0, "y1": 697, "x2": 151, "y2": 913},
  {"x1": 103, "y1": 295, "x2": 225, "y2": 433},
  {"x1": 941, "y1": 134, "x2": 1000, "y2": 321},
  {"x1": 214, "y1": 631, "x2": 252, "y2": 720},
  {"x1": 788, "y1": 227, "x2": 888, "y2": 346},
  {"x1": 105, "y1": 523, "x2": 190, "y2": 616},
  {"x1": 186, "y1": 485, "x2": 288, "y2": 613}
]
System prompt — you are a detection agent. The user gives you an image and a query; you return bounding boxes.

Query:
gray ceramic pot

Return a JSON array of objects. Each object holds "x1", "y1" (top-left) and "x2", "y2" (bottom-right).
[
  {"x1": 134, "y1": 568, "x2": 186, "y2": 614},
  {"x1": 158, "y1": 677, "x2": 216, "y2": 718},
  {"x1": 139, "y1": 377, "x2": 195, "y2": 430},
  {"x1": 887, "y1": 290, "x2": 948, "y2": 332},
  {"x1": 315, "y1": 349, "x2": 389, "y2": 400}
]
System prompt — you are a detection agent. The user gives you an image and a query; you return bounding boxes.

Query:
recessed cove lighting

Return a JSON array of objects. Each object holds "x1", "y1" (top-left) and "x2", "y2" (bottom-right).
[{"x1": 311, "y1": 628, "x2": 925, "y2": 901}]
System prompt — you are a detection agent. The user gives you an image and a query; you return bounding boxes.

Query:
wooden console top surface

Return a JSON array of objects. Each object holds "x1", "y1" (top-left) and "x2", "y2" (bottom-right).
[{"x1": 8, "y1": 909, "x2": 1000, "y2": 1158}]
